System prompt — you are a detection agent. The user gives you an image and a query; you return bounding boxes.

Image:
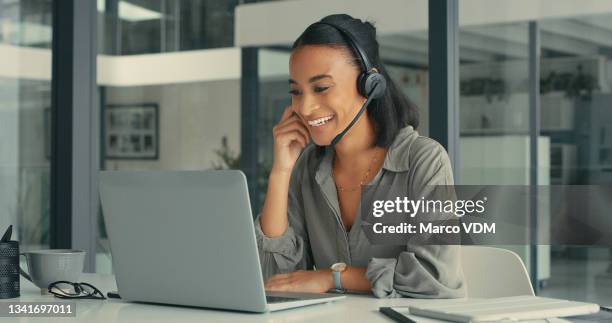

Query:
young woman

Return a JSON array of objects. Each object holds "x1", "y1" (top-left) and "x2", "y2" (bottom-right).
[{"x1": 254, "y1": 14, "x2": 466, "y2": 298}]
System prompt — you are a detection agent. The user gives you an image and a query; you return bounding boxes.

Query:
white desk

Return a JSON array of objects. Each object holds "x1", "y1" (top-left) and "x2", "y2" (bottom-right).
[{"x1": 0, "y1": 273, "x2": 462, "y2": 322}]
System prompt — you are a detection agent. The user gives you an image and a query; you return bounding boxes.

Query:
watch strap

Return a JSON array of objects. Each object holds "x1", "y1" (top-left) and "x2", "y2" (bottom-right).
[{"x1": 332, "y1": 270, "x2": 342, "y2": 290}]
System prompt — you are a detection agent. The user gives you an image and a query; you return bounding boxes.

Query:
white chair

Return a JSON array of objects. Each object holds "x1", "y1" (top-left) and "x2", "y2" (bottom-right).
[{"x1": 461, "y1": 246, "x2": 535, "y2": 298}]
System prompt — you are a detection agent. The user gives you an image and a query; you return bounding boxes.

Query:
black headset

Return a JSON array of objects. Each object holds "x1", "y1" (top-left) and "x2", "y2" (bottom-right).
[
  {"x1": 314, "y1": 21, "x2": 387, "y2": 100},
  {"x1": 313, "y1": 21, "x2": 387, "y2": 145}
]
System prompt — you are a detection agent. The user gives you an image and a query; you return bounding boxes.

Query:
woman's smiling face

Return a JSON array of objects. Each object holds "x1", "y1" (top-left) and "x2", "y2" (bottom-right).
[{"x1": 289, "y1": 45, "x2": 364, "y2": 146}]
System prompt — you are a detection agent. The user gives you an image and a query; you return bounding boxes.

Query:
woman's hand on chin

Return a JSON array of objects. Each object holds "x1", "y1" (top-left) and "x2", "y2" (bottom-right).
[{"x1": 264, "y1": 269, "x2": 333, "y2": 293}]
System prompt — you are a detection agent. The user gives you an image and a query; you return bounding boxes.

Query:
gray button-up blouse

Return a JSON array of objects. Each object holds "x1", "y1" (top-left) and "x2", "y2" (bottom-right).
[{"x1": 254, "y1": 126, "x2": 466, "y2": 298}]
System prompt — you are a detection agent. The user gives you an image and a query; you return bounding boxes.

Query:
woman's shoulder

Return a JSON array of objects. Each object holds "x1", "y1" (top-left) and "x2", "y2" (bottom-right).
[
  {"x1": 386, "y1": 126, "x2": 450, "y2": 172},
  {"x1": 389, "y1": 127, "x2": 455, "y2": 186},
  {"x1": 411, "y1": 135, "x2": 448, "y2": 163}
]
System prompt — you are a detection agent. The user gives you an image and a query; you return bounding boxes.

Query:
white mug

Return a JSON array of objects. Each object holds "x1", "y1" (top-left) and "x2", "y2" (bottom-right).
[{"x1": 20, "y1": 249, "x2": 86, "y2": 295}]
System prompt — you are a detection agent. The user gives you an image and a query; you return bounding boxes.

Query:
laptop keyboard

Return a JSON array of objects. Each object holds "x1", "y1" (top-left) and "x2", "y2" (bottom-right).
[{"x1": 266, "y1": 295, "x2": 299, "y2": 303}]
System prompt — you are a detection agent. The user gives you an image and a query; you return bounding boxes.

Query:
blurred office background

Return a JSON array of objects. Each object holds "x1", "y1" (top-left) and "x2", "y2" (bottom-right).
[{"x1": 1, "y1": 0, "x2": 611, "y2": 304}]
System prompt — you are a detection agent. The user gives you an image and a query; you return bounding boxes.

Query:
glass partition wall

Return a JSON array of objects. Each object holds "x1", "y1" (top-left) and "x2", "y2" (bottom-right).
[
  {"x1": 459, "y1": 1, "x2": 612, "y2": 304},
  {"x1": 95, "y1": 0, "x2": 241, "y2": 273},
  {"x1": 536, "y1": 12, "x2": 612, "y2": 305},
  {"x1": 0, "y1": 0, "x2": 53, "y2": 252}
]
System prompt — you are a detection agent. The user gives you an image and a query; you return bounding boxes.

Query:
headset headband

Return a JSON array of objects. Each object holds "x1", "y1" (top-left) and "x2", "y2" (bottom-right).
[{"x1": 314, "y1": 21, "x2": 374, "y2": 73}]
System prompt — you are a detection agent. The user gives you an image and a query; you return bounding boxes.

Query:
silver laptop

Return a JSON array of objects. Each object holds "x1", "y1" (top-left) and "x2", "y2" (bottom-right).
[{"x1": 98, "y1": 170, "x2": 345, "y2": 312}]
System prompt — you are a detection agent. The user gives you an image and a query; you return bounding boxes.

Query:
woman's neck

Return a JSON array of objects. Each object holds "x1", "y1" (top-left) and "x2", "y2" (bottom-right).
[{"x1": 333, "y1": 114, "x2": 379, "y2": 168}]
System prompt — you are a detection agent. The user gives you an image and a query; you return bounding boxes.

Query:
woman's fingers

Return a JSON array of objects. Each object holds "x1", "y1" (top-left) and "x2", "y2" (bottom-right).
[
  {"x1": 278, "y1": 131, "x2": 307, "y2": 148},
  {"x1": 273, "y1": 116, "x2": 307, "y2": 133},
  {"x1": 270, "y1": 106, "x2": 308, "y2": 172},
  {"x1": 278, "y1": 106, "x2": 294, "y2": 123},
  {"x1": 274, "y1": 120, "x2": 310, "y2": 145},
  {"x1": 274, "y1": 106, "x2": 310, "y2": 147},
  {"x1": 265, "y1": 283, "x2": 290, "y2": 292},
  {"x1": 264, "y1": 275, "x2": 293, "y2": 291},
  {"x1": 266, "y1": 273, "x2": 290, "y2": 283},
  {"x1": 274, "y1": 118, "x2": 309, "y2": 146},
  {"x1": 276, "y1": 114, "x2": 308, "y2": 132}
]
